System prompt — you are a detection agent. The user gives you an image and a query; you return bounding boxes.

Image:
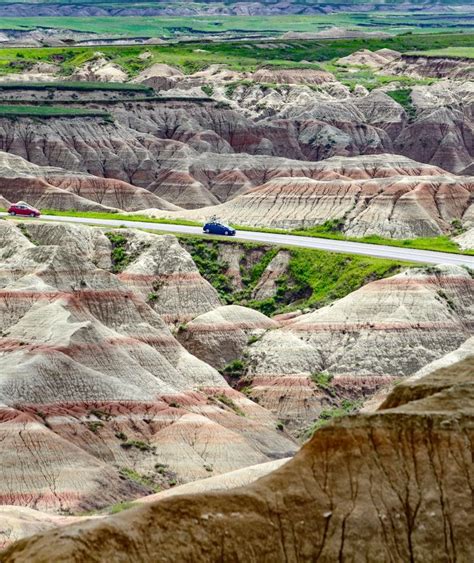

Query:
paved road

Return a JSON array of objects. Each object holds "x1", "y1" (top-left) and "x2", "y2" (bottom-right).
[{"x1": 2, "y1": 212, "x2": 473, "y2": 267}]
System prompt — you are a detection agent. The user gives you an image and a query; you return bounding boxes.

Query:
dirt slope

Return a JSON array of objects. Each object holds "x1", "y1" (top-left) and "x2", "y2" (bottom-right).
[{"x1": 2, "y1": 356, "x2": 472, "y2": 562}]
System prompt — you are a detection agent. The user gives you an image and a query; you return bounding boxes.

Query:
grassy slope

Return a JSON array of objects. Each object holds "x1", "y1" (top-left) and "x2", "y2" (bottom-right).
[
  {"x1": 0, "y1": 32, "x2": 472, "y2": 76},
  {"x1": 0, "y1": 13, "x2": 473, "y2": 37},
  {"x1": 0, "y1": 105, "x2": 112, "y2": 118},
  {"x1": 405, "y1": 46, "x2": 474, "y2": 58},
  {"x1": 183, "y1": 238, "x2": 410, "y2": 315}
]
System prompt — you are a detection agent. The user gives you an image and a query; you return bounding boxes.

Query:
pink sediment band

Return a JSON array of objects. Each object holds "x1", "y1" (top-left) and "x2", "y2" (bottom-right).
[
  {"x1": 185, "y1": 322, "x2": 273, "y2": 332},
  {"x1": 288, "y1": 321, "x2": 462, "y2": 332},
  {"x1": 11, "y1": 400, "x2": 174, "y2": 418},
  {"x1": 118, "y1": 273, "x2": 203, "y2": 282},
  {"x1": 0, "y1": 334, "x2": 177, "y2": 353},
  {"x1": 0, "y1": 492, "x2": 84, "y2": 506}
]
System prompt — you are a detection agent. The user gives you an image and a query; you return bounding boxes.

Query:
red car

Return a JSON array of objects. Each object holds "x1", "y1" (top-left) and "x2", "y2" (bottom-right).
[{"x1": 8, "y1": 201, "x2": 40, "y2": 218}]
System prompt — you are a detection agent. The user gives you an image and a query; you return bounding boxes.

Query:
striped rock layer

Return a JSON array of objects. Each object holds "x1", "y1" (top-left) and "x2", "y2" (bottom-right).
[
  {"x1": 239, "y1": 265, "x2": 474, "y2": 430},
  {"x1": 3, "y1": 357, "x2": 473, "y2": 562},
  {"x1": 0, "y1": 151, "x2": 179, "y2": 213},
  {"x1": 155, "y1": 154, "x2": 474, "y2": 239},
  {"x1": 0, "y1": 221, "x2": 296, "y2": 513}
]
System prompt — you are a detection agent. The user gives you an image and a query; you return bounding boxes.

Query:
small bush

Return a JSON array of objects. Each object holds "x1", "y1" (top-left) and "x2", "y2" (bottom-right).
[{"x1": 310, "y1": 371, "x2": 334, "y2": 391}]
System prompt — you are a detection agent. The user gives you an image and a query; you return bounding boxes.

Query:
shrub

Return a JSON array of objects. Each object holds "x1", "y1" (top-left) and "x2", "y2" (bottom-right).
[{"x1": 310, "y1": 371, "x2": 334, "y2": 390}]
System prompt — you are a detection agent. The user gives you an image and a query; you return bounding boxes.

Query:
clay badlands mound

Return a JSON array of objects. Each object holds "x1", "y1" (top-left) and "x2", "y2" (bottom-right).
[
  {"x1": 0, "y1": 220, "x2": 297, "y2": 515},
  {"x1": 3, "y1": 357, "x2": 473, "y2": 562},
  {"x1": 153, "y1": 154, "x2": 474, "y2": 239},
  {"x1": 179, "y1": 264, "x2": 474, "y2": 432},
  {"x1": 0, "y1": 151, "x2": 179, "y2": 213}
]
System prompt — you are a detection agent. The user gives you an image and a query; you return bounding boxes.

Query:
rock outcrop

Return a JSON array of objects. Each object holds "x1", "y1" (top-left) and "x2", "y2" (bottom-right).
[
  {"x1": 0, "y1": 222, "x2": 296, "y2": 513},
  {"x1": 0, "y1": 151, "x2": 180, "y2": 212},
  {"x1": 3, "y1": 356, "x2": 472, "y2": 562},
  {"x1": 156, "y1": 154, "x2": 474, "y2": 238},
  {"x1": 242, "y1": 264, "x2": 474, "y2": 430},
  {"x1": 115, "y1": 229, "x2": 222, "y2": 324},
  {"x1": 177, "y1": 305, "x2": 279, "y2": 370}
]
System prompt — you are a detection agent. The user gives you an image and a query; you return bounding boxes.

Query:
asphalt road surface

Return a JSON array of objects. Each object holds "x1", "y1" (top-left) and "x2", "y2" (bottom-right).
[{"x1": 2, "y1": 212, "x2": 473, "y2": 268}]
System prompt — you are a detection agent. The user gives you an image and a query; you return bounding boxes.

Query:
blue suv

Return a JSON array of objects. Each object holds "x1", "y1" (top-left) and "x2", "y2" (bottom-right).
[{"x1": 203, "y1": 220, "x2": 236, "y2": 236}]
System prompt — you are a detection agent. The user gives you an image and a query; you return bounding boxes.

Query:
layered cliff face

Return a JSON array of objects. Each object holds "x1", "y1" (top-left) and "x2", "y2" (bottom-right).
[
  {"x1": 0, "y1": 80, "x2": 470, "y2": 215},
  {"x1": 151, "y1": 154, "x2": 474, "y2": 239},
  {"x1": 3, "y1": 356, "x2": 472, "y2": 562},
  {"x1": 0, "y1": 221, "x2": 296, "y2": 513},
  {"x1": 187, "y1": 264, "x2": 473, "y2": 432},
  {"x1": 0, "y1": 151, "x2": 180, "y2": 212}
]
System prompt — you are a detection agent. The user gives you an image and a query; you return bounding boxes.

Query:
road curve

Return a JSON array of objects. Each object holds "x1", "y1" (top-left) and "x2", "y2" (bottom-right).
[{"x1": 2, "y1": 212, "x2": 474, "y2": 268}]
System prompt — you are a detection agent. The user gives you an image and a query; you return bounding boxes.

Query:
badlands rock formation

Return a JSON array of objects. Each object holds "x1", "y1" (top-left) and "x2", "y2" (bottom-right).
[
  {"x1": 115, "y1": 229, "x2": 222, "y2": 324},
  {"x1": 0, "y1": 221, "x2": 296, "y2": 513},
  {"x1": 241, "y1": 265, "x2": 474, "y2": 430},
  {"x1": 71, "y1": 55, "x2": 128, "y2": 83},
  {"x1": 3, "y1": 357, "x2": 472, "y2": 562},
  {"x1": 155, "y1": 154, "x2": 474, "y2": 238},
  {"x1": 0, "y1": 151, "x2": 179, "y2": 212},
  {"x1": 177, "y1": 305, "x2": 279, "y2": 370},
  {"x1": 0, "y1": 457, "x2": 289, "y2": 550}
]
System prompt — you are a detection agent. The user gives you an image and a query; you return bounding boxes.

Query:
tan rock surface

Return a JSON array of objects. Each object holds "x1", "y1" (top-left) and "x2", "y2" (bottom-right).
[
  {"x1": 252, "y1": 68, "x2": 335, "y2": 85},
  {"x1": 455, "y1": 227, "x2": 474, "y2": 250},
  {"x1": 177, "y1": 305, "x2": 279, "y2": 370},
  {"x1": 138, "y1": 457, "x2": 289, "y2": 503},
  {"x1": 3, "y1": 357, "x2": 472, "y2": 562},
  {"x1": 0, "y1": 507, "x2": 93, "y2": 551}
]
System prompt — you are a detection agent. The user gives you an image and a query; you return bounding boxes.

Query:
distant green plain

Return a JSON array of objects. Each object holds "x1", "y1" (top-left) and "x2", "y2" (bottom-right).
[
  {"x1": 1, "y1": 13, "x2": 472, "y2": 36},
  {"x1": 0, "y1": 31, "x2": 472, "y2": 76}
]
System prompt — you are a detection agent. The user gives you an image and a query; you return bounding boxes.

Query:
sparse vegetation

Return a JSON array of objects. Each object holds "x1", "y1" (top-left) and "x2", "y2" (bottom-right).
[
  {"x1": 310, "y1": 371, "x2": 334, "y2": 391},
  {"x1": 303, "y1": 399, "x2": 363, "y2": 439},
  {"x1": 386, "y1": 88, "x2": 417, "y2": 120},
  {"x1": 184, "y1": 239, "x2": 234, "y2": 301},
  {"x1": 0, "y1": 104, "x2": 113, "y2": 120},
  {"x1": 201, "y1": 84, "x2": 214, "y2": 97},
  {"x1": 120, "y1": 439, "x2": 155, "y2": 452},
  {"x1": 105, "y1": 232, "x2": 133, "y2": 273},
  {"x1": 119, "y1": 467, "x2": 161, "y2": 493},
  {"x1": 109, "y1": 501, "x2": 136, "y2": 514},
  {"x1": 86, "y1": 421, "x2": 104, "y2": 433},
  {"x1": 213, "y1": 393, "x2": 246, "y2": 417},
  {"x1": 222, "y1": 359, "x2": 246, "y2": 378}
]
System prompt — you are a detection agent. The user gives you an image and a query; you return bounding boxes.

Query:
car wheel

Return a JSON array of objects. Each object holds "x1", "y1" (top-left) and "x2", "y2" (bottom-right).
[
  {"x1": 204, "y1": 228, "x2": 210, "y2": 233},
  {"x1": 30, "y1": 213, "x2": 35, "y2": 217},
  {"x1": 225, "y1": 230, "x2": 229, "y2": 235},
  {"x1": 9, "y1": 211, "x2": 15, "y2": 216}
]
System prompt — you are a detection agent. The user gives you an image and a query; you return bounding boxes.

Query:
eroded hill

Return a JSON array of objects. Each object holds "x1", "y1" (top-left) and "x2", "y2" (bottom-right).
[{"x1": 2, "y1": 356, "x2": 472, "y2": 562}]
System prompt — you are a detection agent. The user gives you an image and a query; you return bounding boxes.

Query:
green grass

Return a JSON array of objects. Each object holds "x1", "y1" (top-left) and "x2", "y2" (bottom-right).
[
  {"x1": 386, "y1": 88, "x2": 417, "y2": 119},
  {"x1": 324, "y1": 62, "x2": 435, "y2": 91},
  {"x1": 405, "y1": 46, "x2": 474, "y2": 58},
  {"x1": 0, "y1": 31, "x2": 472, "y2": 77},
  {"x1": 285, "y1": 248, "x2": 405, "y2": 311},
  {"x1": 0, "y1": 81, "x2": 153, "y2": 92},
  {"x1": 0, "y1": 104, "x2": 112, "y2": 119},
  {"x1": 1, "y1": 14, "x2": 472, "y2": 38},
  {"x1": 303, "y1": 399, "x2": 362, "y2": 439}
]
